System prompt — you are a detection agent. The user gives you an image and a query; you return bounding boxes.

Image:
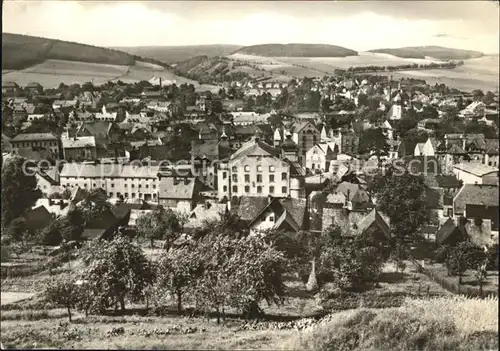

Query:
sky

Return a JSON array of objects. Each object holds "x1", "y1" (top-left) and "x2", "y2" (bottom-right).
[{"x1": 2, "y1": 0, "x2": 499, "y2": 53}]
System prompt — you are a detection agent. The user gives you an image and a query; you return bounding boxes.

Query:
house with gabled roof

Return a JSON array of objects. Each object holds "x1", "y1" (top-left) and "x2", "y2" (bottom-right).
[
  {"x1": 218, "y1": 135, "x2": 306, "y2": 201},
  {"x1": 158, "y1": 176, "x2": 204, "y2": 213},
  {"x1": 234, "y1": 195, "x2": 307, "y2": 236},
  {"x1": 453, "y1": 184, "x2": 499, "y2": 232},
  {"x1": 414, "y1": 136, "x2": 438, "y2": 157}
]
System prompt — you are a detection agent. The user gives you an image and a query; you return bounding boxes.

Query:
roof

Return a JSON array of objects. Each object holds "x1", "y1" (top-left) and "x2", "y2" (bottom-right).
[
  {"x1": 230, "y1": 137, "x2": 280, "y2": 160},
  {"x1": 11, "y1": 133, "x2": 57, "y2": 142},
  {"x1": 60, "y1": 163, "x2": 159, "y2": 179},
  {"x1": 22, "y1": 205, "x2": 52, "y2": 231},
  {"x1": 436, "y1": 218, "x2": 466, "y2": 245},
  {"x1": 485, "y1": 139, "x2": 499, "y2": 155},
  {"x1": 453, "y1": 162, "x2": 499, "y2": 177},
  {"x1": 3, "y1": 81, "x2": 19, "y2": 88},
  {"x1": 236, "y1": 196, "x2": 307, "y2": 230},
  {"x1": 191, "y1": 140, "x2": 220, "y2": 160},
  {"x1": 185, "y1": 203, "x2": 227, "y2": 229},
  {"x1": 62, "y1": 136, "x2": 96, "y2": 149},
  {"x1": 34, "y1": 198, "x2": 70, "y2": 218},
  {"x1": 158, "y1": 177, "x2": 197, "y2": 200},
  {"x1": 453, "y1": 184, "x2": 499, "y2": 215},
  {"x1": 355, "y1": 209, "x2": 391, "y2": 239}
]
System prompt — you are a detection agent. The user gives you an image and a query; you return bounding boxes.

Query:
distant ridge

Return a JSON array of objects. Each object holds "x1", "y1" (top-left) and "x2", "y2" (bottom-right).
[
  {"x1": 2, "y1": 33, "x2": 169, "y2": 70},
  {"x1": 369, "y1": 46, "x2": 484, "y2": 60},
  {"x1": 233, "y1": 43, "x2": 358, "y2": 57},
  {"x1": 112, "y1": 45, "x2": 243, "y2": 64}
]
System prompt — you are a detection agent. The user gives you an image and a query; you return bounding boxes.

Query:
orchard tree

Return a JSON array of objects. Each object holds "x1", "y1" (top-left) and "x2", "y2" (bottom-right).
[
  {"x1": 80, "y1": 236, "x2": 155, "y2": 312},
  {"x1": 370, "y1": 170, "x2": 430, "y2": 242},
  {"x1": 446, "y1": 241, "x2": 487, "y2": 290},
  {"x1": 44, "y1": 276, "x2": 79, "y2": 321},
  {"x1": 136, "y1": 207, "x2": 181, "y2": 249},
  {"x1": 1, "y1": 156, "x2": 42, "y2": 226},
  {"x1": 192, "y1": 234, "x2": 286, "y2": 323},
  {"x1": 156, "y1": 244, "x2": 203, "y2": 313}
]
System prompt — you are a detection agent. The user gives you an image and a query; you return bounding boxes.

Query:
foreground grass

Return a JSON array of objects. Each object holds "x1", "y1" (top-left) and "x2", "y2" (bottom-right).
[
  {"x1": 0, "y1": 313, "x2": 295, "y2": 349},
  {"x1": 284, "y1": 296, "x2": 499, "y2": 351}
]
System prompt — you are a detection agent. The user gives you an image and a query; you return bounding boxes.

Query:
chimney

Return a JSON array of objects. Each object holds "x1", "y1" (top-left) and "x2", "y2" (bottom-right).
[
  {"x1": 205, "y1": 201, "x2": 211, "y2": 209},
  {"x1": 461, "y1": 134, "x2": 466, "y2": 150},
  {"x1": 173, "y1": 177, "x2": 179, "y2": 186},
  {"x1": 184, "y1": 178, "x2": 190, "y2": 185}
]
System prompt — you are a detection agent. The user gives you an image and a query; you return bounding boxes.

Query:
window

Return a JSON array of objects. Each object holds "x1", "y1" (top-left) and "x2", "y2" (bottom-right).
[
  {"x1": 245, "y1": 174, "x2": 250, "y2": 182},
  {"x1": 111, "y1": 183, "x2": 115, "y2": 188},
  {"x1": 269, "y1": 166, "x2": 275, "y2": 172},
  {"x1": 282, "y1": 186, "x2": 287, "y2": 193},
  {"x1": 223, "y1": 185, "x2": 227, "y2": 192},
  {"x1": 131, "y1": 184, "x2": 135, "y2": 188},
  {"x1": 281, "y1": 172, "x2": 287, "y2": 180},
  {"x1": 153, "y1": 193, "x2": 157, "y2": 199},
  {"x1": 269, "y1": 186, "x2": 274, "y2": 194},
  {"x1": 245, "y1": 185, "x2": 250, "y2": 192},
  {"x1": 269, "y1": 216, "x2": 274, "y2": 222},
  {"x1": 232, "y1": 174, "x2": 238, "y2": 182},
  {"x1": 447, "y1": 208, "x2": 453, "y2": 217},
  {"x1": 257, "y1": 174, "x2": 263, "y2": 183},
  {"x1": 269, "y1": 174, "x2": 274, "y2": 182},
  {"x1": 153, "y1": 185, "x2": 156, "y2": 189},
  {"x1": 84, "y1": 183, "x2": 88, "y2": 187},
  {"x1": 244, "y1": 165, "x2": 250, "y2": 172},
  {"x1": 132, "y1": 193, "x2": 136, "y2": 198},
  {"x1": 223, "y1": 172, "x2": 227, "y2": 179},
  {"x1": 257, "y1": 165, "x2": 262, "y2": 172},
  {"x1": 257, "y1": 186, "x2": 262, "y2": 193},
  {"x1": 232, "y1": 185, "x2": 238, "y2": 193},
  {"x1": 109, "y1": 192, "x2": 113, "y2": 197},
  {"x1": 146, "y1": 184, "x2": 149, "y2": 189},
  {"x1": 232, "y1": 166, "x2": 237, "y2": 172},
  {"x1": 125, "y1": 184, "x2": 128, "y2": 188},
  {"x1": 93, "y1": 183, "x2": 96, "y2": 188},
  {"x1": 138, "y1": 184, "x2": 142, "y2": 188},
  {"x1": 125, "y1": 193, "x2": 129, "y2": 198}
]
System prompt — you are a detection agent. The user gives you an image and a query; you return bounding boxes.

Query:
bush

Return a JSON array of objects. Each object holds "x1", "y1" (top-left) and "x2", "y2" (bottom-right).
[
  {"x1": 286, "y1": 296, "x2": 498, "y2": 351},
  {"x1": 434, "y1": 245, "x2": 450, "y2": 263},
  {"x1": 1, "y1": 245, "x2": 10, "y2": 262}
]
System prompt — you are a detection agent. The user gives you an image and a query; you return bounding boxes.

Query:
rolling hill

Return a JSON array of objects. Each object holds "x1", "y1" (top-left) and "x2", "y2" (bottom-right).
[
  {"x1": 2, "y1": 33, "x2": 172, "y2": 71},
  {"x1": 369, "y1": 46, "x2": 484, "y2": 60},
  {"x1": 233, "y1": 44, "x2": 358, "y2": 57},
  {"x1": 112, "y1": 45, "x2": 242, "y2": 64}
]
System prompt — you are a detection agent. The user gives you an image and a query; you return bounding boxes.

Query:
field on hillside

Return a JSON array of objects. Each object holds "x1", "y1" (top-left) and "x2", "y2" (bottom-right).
[
  {"x1": 2, "y1": 59, "x2": 219, "y2": 91},
  {"x1": 229, "y1": 52, "x2": 499, "y2": 92}
]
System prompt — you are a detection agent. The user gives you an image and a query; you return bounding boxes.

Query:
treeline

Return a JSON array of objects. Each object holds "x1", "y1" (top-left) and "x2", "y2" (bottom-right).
[{"x1": 333, "y1": 61, "x2": 464, "y2": 75}]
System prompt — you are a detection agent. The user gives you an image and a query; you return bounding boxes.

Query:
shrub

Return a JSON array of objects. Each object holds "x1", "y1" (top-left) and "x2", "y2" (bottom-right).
[{"x1": 44, "y1": 276, "x2": 79, "y2": 321}]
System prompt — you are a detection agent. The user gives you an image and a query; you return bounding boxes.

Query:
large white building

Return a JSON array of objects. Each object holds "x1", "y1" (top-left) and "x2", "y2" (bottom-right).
[
  {"x1": 217, "y1": 135, "x2": 305, "y2": 201},
  {"x1": 60, "y1": 163, "x2": 160, "y2": 202}
]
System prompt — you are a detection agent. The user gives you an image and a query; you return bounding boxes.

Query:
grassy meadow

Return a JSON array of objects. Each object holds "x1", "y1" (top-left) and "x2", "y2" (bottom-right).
[{"x1": 4, "y1": 243, "x2": 496, "y2": 350}]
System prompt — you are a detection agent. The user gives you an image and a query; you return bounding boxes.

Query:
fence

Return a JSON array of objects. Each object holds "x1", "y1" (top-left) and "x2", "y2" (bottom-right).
[{"x1": 410, "y1": 257, "x2": 498, "y2": 298}]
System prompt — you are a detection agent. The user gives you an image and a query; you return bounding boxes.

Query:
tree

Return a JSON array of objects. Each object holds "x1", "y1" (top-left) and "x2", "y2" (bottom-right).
[
  {"x1": 1, "y1": 156, "x2": 42, "y2": 226},
  {"x1": 445, "y1": 241, "x2": 485, "y2": 292},
  {"x1": 358, "y1": 128, "x2": 390, "y2": 163},
  {"x1": 482, "y1": 91, "x2": 495, "y2": 105},
  {"x1": 156, "y1": 244, "x2": 202, "y2": 313},
  {"x1": 370, "y1": 171, "x2": 430, "y2": 244},
  {"x1": 136, "y1": 207, "x2": 181, "y2": 249},
  {"x1": 472, "y1": 89, "x2": 484, "y2": 101},
  {"x1": 5, "y1": 218, "x2": 28, "y2": 245},
  {"x1": 44, "y1": 276, "x2": 79, "y2": 321},
  {"x1": 192, "y1": 234, "x2": 285, "y2": 322},
  {"x1": 80, "y1": 237, "x2": 155, "y2": 312}
]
